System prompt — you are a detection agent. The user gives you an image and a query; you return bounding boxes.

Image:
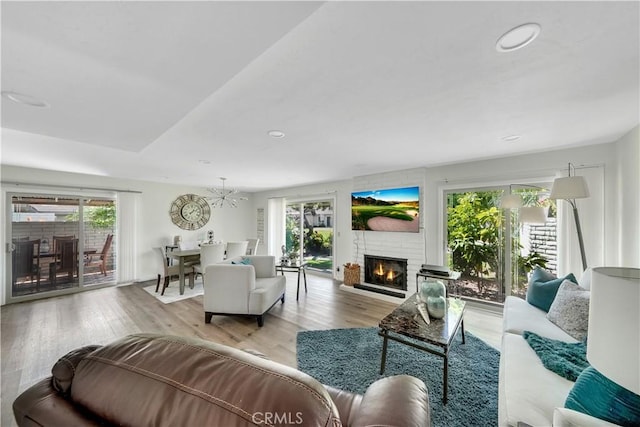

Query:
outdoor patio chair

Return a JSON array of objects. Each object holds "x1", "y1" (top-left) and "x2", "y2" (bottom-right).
[
  {"x1": 85, "y1": 234, "x2": 113, "y2": 276},
  {"x1": 49, "y1": 238, "x2": 78, "y2": 286},
  {"x1": 52, "y1": 235, "x2": 75, "y2": 255}
]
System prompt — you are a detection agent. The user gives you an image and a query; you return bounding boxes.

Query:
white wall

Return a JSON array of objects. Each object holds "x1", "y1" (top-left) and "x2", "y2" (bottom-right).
[
  {"x1": 252, "y1": 133, "x2": 640, "y2": 290},
  {"x1": 1, "y1": 166, "x2": 252, "y2": 304}
]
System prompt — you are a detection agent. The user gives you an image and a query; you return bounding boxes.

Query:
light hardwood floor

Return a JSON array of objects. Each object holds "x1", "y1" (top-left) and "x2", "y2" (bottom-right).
[{"x1": 1, "y1": 273, "x2": 502, "y2": 426}]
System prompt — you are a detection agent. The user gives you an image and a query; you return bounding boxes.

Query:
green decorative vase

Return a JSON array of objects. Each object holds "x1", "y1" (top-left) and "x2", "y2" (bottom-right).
[{"x1": 420, "y1": 279, "x2": 447, "y2": 319}]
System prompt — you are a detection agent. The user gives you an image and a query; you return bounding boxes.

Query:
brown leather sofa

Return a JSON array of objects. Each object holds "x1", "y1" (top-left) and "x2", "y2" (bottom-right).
[{"x1": 13, "y1": 333, "x2": 430, "y2": 426}]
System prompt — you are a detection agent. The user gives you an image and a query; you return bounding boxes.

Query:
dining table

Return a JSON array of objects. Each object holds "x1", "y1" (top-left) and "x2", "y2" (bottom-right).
[{"x1": 167, "y1": 249, "x2": 200, "y2": 295}]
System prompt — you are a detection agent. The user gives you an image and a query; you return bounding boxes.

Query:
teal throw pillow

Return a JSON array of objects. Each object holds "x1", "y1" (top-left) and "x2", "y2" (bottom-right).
[
  {"x1": 565, "y1": 366, "x2": 640, "y2": 426},
  {"x1": 530, "y1": 266, "x2": 557, "y2": 283},
  {"x1": 231, "y1": 257, "x2": 252, "y2": 265},
  {"x1": 526, "y1": 267, "x2": 577, "y2": 312}
]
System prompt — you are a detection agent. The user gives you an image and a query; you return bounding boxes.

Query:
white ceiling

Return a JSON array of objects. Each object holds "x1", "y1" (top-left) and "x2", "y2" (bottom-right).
[{"x1": 2, "y1": 1, "x2": 638, "y2": 192}]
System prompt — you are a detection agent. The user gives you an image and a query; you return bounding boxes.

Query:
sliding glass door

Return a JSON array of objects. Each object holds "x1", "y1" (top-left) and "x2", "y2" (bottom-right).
[
  {"x1": 444, "y1": 184, "x2": 555, "y2": 303},
  {"x1": 285, "y1": 199, "x2": 334, "y2": 274},
  {"x1": 81, "y1": 197, "x2": 116, "y2": 287},
  {"x1": 8, "y1": 193, "x2": 116, "y2": 299}
]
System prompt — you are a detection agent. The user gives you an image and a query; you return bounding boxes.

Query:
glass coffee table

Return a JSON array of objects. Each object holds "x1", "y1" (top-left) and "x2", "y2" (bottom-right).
[{"x1": 378, "y1": 293, "x2": 466, "y2": 403}]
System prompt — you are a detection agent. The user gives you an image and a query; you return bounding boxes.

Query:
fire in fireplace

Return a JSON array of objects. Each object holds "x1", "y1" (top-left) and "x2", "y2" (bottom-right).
[{"x1": 364, "y1": 255, "x2": 408, "y2": 291}]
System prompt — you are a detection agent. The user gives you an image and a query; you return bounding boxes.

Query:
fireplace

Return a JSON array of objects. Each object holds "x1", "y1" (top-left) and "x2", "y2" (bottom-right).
[{"x1": 363, "y1": 255, "x2": 408, "y2": 291}]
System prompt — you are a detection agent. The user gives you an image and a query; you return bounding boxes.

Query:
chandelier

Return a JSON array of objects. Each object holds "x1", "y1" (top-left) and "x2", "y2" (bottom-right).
[{"x1": 206, "y1": 177, "x2": 246, "y2": 208}]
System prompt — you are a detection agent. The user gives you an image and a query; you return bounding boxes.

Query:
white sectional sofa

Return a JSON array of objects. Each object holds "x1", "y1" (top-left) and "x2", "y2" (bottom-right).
[{"x1": 498, "y1": 269, "x2": 620, "y2": 427}]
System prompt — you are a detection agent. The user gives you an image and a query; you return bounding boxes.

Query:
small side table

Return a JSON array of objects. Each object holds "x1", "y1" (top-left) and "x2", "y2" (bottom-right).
[
  {"x1": 416, "y1": 270, "x2": 461, "y2": 295},
  {"x1": 276, "y1": 262, "x2": 308, "y2": 301}
]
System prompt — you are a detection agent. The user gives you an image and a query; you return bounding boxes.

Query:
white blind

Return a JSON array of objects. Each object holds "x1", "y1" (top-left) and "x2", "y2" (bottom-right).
[
  {"x1": 267, "y1": 198, "x2": 285, "y2": 257},
  {"x1": 117, "y1": 192, "x2": 140, "y2": 282}
]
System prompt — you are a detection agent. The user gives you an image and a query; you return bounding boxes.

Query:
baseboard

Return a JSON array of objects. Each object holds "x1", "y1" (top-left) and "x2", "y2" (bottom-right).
[{"x1": 339, "y1": 284, "x2": 407, "y2": 303}]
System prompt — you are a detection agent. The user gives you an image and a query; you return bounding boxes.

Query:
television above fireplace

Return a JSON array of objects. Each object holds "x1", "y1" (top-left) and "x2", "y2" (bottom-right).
[{"x1": 351, "y1": 185, "x2": 420, "y2": 232}]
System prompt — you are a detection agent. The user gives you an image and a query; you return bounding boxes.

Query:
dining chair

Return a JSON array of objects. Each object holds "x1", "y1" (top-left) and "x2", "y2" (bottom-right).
[
  {"x1": 194, "y1": 242, "x2": 226, "y2": 278},
  {"x1": 246, "y1": 238, "x2": 260, "y2": 255},
  {"x1": 178, "y1": 241, "x2": 200, "y2": 251},
  {"x1": 85, "y1": 234, "x2": 113, "y2": 275},
  {"x1": 177, "y1": 240, "x2": 200, "y2": 268},
  {"x1": 225, "y1": 241, "x2": 249, "y2": 259},
  {"x1": 154, "y1": 247, "x2": 194, "y2": 295},
  {"x1": 12, "y1": 239, "x2": 41, "y2": 291},
  {"x1": 49, "y1": 238, "x2": 78, "y2": 286}
]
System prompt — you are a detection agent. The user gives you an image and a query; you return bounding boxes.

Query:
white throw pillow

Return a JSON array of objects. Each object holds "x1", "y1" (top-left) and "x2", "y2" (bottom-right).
[{"x1": 546, "y1": 280, "x2": 590, "y2": 341}]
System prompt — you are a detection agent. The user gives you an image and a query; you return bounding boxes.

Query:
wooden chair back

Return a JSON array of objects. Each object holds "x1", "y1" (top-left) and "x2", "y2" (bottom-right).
[
  {"x1": 100, "y1": 234, "x2": 114, "y2": 260},
  {"x1": 56, "y1": 239, "x2": 78, "y2": 274},
  {"x1": 53, "y1": 235, "x2": 75, "y2": 254},
  {"x1": 85, "y1": 234, "x2": 113, "y2": 276}
]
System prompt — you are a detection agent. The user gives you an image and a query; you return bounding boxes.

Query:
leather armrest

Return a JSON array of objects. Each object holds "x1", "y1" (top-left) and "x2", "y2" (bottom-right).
[
  {"x1": 325, "y1": 385, "x2": 363, "y2": 426},
  {"x1": 350, "y1": 375, "x2": 430, "y2": 427},
  {"x1": 13, "y1": 378, "x2": 105, "y2": 427},
  {"x1": 242, "y1": 348, "x2": 269, "y2": 359}
]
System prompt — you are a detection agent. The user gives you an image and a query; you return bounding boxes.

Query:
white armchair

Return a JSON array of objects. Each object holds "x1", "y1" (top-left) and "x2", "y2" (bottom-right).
[{"x1": 203, "y1": 255, "x2": 286, "y2": 327}]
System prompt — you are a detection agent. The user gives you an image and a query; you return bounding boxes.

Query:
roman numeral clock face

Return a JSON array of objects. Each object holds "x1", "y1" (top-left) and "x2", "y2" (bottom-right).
[{"x1": 169, "y1": 194, "x2": 211, "y2": 230}]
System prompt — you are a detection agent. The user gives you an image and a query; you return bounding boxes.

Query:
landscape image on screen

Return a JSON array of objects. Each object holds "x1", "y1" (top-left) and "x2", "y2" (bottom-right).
[{"x1": 351, "y1": 186, "x2": 420, "y2": 232}]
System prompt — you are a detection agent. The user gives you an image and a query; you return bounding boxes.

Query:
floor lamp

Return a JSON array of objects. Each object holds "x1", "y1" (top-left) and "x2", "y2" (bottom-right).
[
  {"x1": 499, "y1": 184, "x2": 548, "y2": 224},
  {"x1": 549, "y1": 163, "x2": 590, "y2": 271}
]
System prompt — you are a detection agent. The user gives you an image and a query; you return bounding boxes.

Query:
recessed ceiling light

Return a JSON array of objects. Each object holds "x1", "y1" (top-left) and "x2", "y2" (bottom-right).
[
  {"x1": 268, "y1": 130, "x2": 285, "y2": 138},
  {"x1": 496, "y1": 23, "x2": 541, "y2": 52},
  {"x1": 1, "y1": 91, "x2": 49, "y2": 108},
  {"x1": 502, "y1": 135, "x2": 521, "y2": 142}
]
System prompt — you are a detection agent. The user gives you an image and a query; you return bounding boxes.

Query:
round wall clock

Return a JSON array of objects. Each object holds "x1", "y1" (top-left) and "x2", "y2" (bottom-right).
[{"x1": 169, "y1": 194, "x2": 211, "y2": 230}]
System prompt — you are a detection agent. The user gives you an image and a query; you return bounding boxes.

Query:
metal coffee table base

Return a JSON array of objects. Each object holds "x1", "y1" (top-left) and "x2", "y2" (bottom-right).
[{"x1": 378, "y1": 320, "x2": 465, "y2": 404}]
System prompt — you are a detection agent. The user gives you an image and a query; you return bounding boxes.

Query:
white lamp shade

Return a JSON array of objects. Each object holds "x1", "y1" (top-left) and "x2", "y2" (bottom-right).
[
  {"x1": 587, "y1": 267, "x2": 640, "y2": 394},
  {"x1": 519, "y1": 206, "x2": 547, "y2": 224},
  {"x1": 500, "y1": 193, "x2": 523, "y2": 209},
  {"x1": 549, "y1": 176, "x2": 590, "y2": 200}
]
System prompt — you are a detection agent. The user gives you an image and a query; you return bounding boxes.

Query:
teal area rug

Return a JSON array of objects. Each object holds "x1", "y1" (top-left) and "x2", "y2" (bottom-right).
[{"x1": 297, "y1": 327, "x2": 499, "y2": 427}]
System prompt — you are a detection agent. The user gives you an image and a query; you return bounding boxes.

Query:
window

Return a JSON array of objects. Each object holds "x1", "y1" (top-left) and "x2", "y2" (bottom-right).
[
  {"x1": 444, "y1": 184, "x2": 555, "y2": 303},
  {"x1": 285, "y1": 200, "x2": 334, "y2": 274}
]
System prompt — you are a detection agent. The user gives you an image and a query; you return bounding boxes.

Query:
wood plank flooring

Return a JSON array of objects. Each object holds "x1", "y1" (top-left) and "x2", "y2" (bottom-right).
[{"x1": 1, "y1": 273, "x2": 502, "y2": 426}]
